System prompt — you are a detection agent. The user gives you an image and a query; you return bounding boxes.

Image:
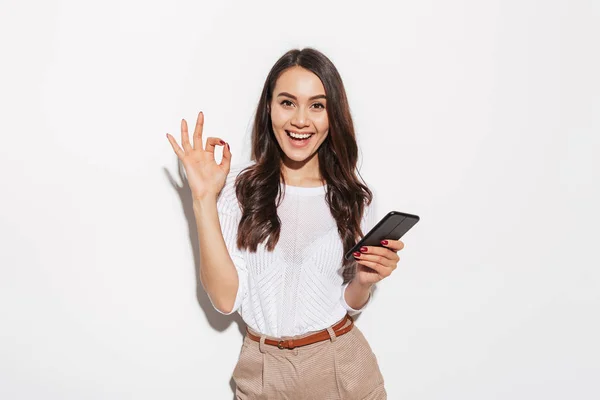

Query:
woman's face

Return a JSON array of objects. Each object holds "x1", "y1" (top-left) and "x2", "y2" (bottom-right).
[{"x1": 269, "y1": 66, "x2": 329, "y2": 164}]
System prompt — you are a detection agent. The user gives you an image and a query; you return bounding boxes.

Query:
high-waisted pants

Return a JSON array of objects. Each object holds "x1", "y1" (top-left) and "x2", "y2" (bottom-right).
[{"x1": 232, "y1": 315, "x2": 387, "y2": 399}]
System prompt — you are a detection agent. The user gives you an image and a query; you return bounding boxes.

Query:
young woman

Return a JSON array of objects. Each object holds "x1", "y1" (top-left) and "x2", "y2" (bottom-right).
[{"x1": 166, "y1": 48, "x2": 404, "y2": 399}]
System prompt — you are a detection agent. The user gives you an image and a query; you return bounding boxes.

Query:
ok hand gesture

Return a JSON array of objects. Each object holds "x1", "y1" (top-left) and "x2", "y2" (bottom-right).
[{"x1": 166, "y1": 112, "x2": 231, "y2": 201}]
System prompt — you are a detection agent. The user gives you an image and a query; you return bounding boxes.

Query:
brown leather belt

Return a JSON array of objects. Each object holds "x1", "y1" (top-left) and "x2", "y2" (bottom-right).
[{"x1": 245, "y1": 313, "x2": 354, "y2": 350}]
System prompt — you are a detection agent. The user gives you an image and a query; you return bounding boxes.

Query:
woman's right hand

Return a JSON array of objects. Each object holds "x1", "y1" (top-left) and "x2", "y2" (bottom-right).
[{"x1": 166, "y1": 111, "x2": 232, "y2": 201}]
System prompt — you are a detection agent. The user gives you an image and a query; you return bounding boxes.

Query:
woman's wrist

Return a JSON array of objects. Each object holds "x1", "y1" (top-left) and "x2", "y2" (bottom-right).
[
  {"x1": 345, "y1": 279, "x2": 373, "y2": 310},
  {"x1": 192, "y1": 195, "x2": 218, "y2": 211}
]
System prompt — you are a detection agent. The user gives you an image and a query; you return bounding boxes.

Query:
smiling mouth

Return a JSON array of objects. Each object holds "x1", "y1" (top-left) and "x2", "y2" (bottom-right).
[{"x1": 286, "y1": 130, "x2": 315, "y2": 141}]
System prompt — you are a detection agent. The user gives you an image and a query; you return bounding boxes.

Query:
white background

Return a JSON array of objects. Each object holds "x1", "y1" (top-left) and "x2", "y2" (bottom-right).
[{"x1": 1, "y1": 0, "x2": 598, "y2": 399}]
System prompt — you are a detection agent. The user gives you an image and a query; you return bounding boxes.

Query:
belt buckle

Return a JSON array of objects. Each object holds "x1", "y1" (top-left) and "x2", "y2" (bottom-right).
[{"x1": 277, "y1": 339, "x2": 296, "y2": 349}]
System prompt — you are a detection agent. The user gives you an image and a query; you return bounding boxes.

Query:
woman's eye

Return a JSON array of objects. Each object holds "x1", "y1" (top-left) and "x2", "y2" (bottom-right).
[{"x1": 280, "y1": 100, "x2": 324, "y2": 109}]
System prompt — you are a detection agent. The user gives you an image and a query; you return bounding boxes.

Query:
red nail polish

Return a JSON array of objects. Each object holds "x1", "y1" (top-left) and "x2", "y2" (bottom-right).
[
  {"x1": 381, "y1": 240, "x2": 388, "y2": 245},
  {"x1": 227, "y1": 143, "x2": 230, "y2": 150},
  {"x1": 360, "y1": 246, "x2": 368, "y2": 253},
  {"x1": 219, "y1": 140, "x2": 225, "y2": 145},
  {"x1": 353, "y1": 251, "x2": 361, "y2": 258}
]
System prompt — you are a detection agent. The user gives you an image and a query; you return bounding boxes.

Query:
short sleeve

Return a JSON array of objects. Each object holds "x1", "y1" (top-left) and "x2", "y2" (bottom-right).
[
  {"x1": 208, "y1": 169, "x2": 249, "y2": 316},
  {"x1": 340, "y1": 195, "x2": 377, "y2": 315}
]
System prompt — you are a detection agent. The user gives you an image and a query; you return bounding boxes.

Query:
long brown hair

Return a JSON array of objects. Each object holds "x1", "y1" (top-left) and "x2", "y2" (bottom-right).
[{"x1": 235, "y1": 47, "x2": 372, "y2": 269}]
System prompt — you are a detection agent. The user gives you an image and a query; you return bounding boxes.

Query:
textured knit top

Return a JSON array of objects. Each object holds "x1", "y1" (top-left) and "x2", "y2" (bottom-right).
[{"x1": 209, "y1": 161, "x2": 377, "y2": 337}]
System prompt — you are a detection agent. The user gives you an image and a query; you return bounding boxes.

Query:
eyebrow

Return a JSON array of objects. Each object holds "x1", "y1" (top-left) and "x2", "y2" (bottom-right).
[{"x1": 276, "y1": 92, "x2": 327, "y2": 101}]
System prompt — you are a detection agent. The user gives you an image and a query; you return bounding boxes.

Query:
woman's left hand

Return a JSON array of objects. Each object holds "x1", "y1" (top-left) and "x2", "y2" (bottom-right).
[{"x1": 352, "y1": 239, "x2": 405, "y2": 286}]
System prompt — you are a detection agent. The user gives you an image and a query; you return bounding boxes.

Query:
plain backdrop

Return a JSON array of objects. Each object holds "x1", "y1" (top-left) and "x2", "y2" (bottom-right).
[{"x1": 1, "y1": 0, "x2": 598, "y2": 399}]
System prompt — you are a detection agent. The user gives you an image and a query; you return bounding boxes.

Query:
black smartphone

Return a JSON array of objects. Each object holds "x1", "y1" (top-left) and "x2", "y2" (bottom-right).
[{"x1": 344, "y1": 211, "x2": 420, "y2": 260}]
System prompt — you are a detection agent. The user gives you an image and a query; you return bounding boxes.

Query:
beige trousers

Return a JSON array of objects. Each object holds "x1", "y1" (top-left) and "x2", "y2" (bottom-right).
[{"x1": 232, "y1": 316, "x2": 387, "y2": 399}]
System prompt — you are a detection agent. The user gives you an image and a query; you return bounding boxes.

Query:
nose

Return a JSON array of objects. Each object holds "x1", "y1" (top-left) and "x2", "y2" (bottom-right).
[{"x1": 291, "y1": 107, "x2": 310, "y2": 128}]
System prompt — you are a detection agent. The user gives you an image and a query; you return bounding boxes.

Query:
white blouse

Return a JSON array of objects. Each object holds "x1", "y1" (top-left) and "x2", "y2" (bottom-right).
[{"x1": 209, "y1": 161, "x2": 377, "y2": 337}]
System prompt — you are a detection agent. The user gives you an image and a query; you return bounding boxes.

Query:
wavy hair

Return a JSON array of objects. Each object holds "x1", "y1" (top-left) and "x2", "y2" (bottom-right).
[{"x1": 235, "y1": 48, "x2": 372, "y2": 269}]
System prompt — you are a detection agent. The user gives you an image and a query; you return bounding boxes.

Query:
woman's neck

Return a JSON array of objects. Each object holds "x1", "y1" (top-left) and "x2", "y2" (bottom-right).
[{"x1": 280, "y1": 156, "x2": 324, "y2": 187}]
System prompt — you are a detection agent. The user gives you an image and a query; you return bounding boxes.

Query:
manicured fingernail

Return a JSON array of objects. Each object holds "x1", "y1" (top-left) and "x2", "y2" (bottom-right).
[
  {"x1": 381, "y1": 240, "x2": 388, "y2": 245},
  {"x1": 219, "y1": 140, "x2": 225, "y2": 145},
  {"x1": 227, "y1": 143, "x2": 230, "y2": 150},
  {"x1": 360, "y1": 246, "x2": 368, "y2": 253},
  {"x1": 353, "y1": 252, "x2": 361, "y2": 258}
]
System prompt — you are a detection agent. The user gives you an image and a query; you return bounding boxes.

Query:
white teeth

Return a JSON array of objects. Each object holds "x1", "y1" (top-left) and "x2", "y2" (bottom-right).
[{"x1": 287, "y1": 131, "x2": 313, "y2": 139}]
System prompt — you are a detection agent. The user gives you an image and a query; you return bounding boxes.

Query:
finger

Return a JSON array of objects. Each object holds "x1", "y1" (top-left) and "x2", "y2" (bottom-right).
[
  {"x1": 166, "y1": 133, "x2": 185, "y2": 160},
  {"x1": 380, "y1": 239, "x2": 405, "y2": 252},
  {"x1": 192, "y1": 111, "x2": 204, "y2": 150},
  {"x1": 220, "y1": 141, "x2": 231, "y2": 170},
  {"x1": 181, "y1": 119, "x2": 193, "y2": 152},
  {"x1": 205, "y1": 137, "x2": 226, "y2": 154},
  {"x1": 355, "y1": 259, "x2": 391, "y2": 277},
  {"x1": 354, "y1": 251, "x2": 398, "y2": 268},
  {"x1": 358, "y1": 246, "x2": 400, "y2": 262}
]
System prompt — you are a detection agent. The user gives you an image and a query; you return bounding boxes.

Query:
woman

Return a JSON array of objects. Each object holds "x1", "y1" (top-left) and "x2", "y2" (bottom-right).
[{"x1": 166, "y1": 48, "x2": 404, "y2": 399}]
